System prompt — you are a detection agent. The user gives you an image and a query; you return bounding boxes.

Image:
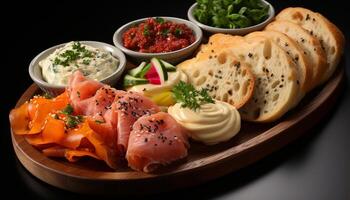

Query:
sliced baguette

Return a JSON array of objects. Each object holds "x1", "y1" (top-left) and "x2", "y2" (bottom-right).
[
  {"x1": 178, "y1": 50, "x2": 255, "y2": 109},
  {"x1": 245, "y1": 30, "x2": 312, "y2": 93},
  {"x1": 265, "y1": 20, "x2": 328, "y2": 89},
  {"x1": 276, "y1": 7, "x2": 345, "y2": 82},
  {"x1": 193, "y1": 34, "x2": 299, "y2": 122}
]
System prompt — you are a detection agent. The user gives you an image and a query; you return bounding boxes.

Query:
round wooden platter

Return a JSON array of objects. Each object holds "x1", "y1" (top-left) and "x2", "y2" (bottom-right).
[{"x1": 11, "y1": 66, "x2": 345, "y2": 195}]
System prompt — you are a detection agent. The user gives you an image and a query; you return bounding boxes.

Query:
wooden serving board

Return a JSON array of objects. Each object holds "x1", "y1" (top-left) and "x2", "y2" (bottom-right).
[{"x1": 11, "y1": 66, "x2": 344, "y2": 195}]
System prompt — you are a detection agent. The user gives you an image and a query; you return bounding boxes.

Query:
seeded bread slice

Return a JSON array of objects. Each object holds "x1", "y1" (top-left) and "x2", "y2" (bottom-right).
[
  {"x1": 192, "y1": 35, "x2": 299, "y2": 122},
  {"x1": 178, "y1": 50, "x2": 255, "y2": 109},
  {"x1": 265, "y1": 20, "x2": 327, "y2": 89},
  {"x1": 276, "y1": 7, "x2": 345, "y2": 83},
  {"x1": 245, "y1": 31, "x2": 312, "y2": 93}
]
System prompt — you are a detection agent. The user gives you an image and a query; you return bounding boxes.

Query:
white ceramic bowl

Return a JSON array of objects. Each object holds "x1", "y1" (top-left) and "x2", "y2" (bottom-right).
[
  {"x1": 188, "y1": 0, "x2": 275, "y2": 35},
  {"x1": 29, "y1": 41, "x2": 126, "y2": 96},
  {"x1": 113, "y1": 17, "x2": 203, "y2": 64}
]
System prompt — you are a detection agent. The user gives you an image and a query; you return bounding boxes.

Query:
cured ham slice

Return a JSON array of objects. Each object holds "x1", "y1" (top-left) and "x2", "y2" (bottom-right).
[{"x1": 126, "y1": 112, "x2": 189, "y2": 172}]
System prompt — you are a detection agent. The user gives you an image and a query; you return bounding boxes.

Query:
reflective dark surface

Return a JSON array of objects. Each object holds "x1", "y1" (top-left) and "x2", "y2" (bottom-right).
[{"x1": 3, "y1": 0, "x2": 350, "y2": 199}]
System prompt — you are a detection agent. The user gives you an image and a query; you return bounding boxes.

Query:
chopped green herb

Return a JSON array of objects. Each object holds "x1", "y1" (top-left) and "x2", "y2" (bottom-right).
[
  {"x1": 82, "y1": 59, "x2": 91, "y2": 65},
  {"x1": 66, "y1": 115, "x2": 84, "y2": 128},
  {"x1": 174, "y1": 28, "x2": 183, "y2": 37},
  {"x1": 43, "y1": 92, "x2": 53, "y2": 99},
  {"x1": 172, "y1": 81, "x2": 214, "y2": 110},
  {"x1": 161, "y1": 28, "x2": 169, "y2": 36},
  {"x1": 94, "y1": 120, "x2": 104, "y2": 124},
  {"x1": 143, "y1": 25, "x2": 150, "y2": 36},
  {"x1": 155, "y1": 17, "x2": 165, "y2": 24},
  {"x1": 53, "y1": 41, "x2": 94, "y2": 66},
  {"x1": 61, "y1": 104, "x2": 74, "y2": 115}
]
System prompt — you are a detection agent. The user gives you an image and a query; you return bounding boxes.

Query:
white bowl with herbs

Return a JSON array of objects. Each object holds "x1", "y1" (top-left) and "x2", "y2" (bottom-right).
[
  {"x1": 29, "y1": 41, "x2": 126, "y2": 96},
  {"x1": 188, "y1": 0, "x2": 275, "y2": 35}
]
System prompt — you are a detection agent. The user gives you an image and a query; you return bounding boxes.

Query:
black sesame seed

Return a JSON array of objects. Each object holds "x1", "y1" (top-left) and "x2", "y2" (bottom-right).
[{"x1": 306, "y1": 14, "x2": 310, "y2": 20}]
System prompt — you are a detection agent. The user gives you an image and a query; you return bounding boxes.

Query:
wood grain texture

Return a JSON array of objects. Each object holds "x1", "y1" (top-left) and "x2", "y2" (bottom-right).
[{"x1": 11, "y1": 66, "x2": 345, "y2": 195}]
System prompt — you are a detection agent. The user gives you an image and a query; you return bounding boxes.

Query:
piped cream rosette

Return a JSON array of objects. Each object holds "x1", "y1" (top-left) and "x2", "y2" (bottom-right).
[{"x1": 168, "y1": 100, "x2": 241, "y2": 145}]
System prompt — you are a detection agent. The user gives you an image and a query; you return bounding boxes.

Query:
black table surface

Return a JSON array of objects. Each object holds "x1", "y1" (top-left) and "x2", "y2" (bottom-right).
[{"x1": 2, "y1": 0, "x2": 350, "y2": 199}]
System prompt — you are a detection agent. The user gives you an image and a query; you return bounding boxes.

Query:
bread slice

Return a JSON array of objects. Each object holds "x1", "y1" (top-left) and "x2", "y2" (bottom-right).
[
  {"x1": 276, "y1": 7, "x2": 345, "y2": 82},
  {"x1": 197, "y1": 34, "x2": 245, "y2": 57},
  {"x1": 246, "y1": 30, "x2": 313, "y2": 93},
  {"x1": 192, "y1": 34, "x2": 299, "y2": 122},
  {"x1": 265, "y1": 20, "x2": 328, "y2": 89},
  {"x1": 178, "y1": 50, "x2": 255, "y2": 109}
]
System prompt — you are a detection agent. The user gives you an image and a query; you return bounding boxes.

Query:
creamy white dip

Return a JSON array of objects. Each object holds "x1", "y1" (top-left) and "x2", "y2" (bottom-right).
[{"x1": 39, "y1": 41, "x2": 119, "y2": 86}]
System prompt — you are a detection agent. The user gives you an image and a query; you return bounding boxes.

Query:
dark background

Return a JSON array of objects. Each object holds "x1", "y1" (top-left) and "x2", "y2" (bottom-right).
[{"x1": 2, "y1": 0, "x2": 349, "y2": 199}]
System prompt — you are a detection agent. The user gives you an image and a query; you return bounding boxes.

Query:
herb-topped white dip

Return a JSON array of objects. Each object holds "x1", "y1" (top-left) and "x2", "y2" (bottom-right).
[{"x1": 39, "y1": 41, "x2": 119, "y2": 86}]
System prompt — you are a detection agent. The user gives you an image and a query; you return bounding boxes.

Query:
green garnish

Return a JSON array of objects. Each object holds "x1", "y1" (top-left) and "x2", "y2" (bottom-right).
[
  {"x1": 172, "y1": 81, "x2": 214, "y2": 110},
  {"x1": 53, "y1": 41, "x2": 93, "y2": 66},
  {"x1": 42, "y1": 92, "x2": 53, "y2": 99},
  {"x1": 193, "y1": 0, "x2": 269, "y2": 29},
  {"x1": 161, "y1": 28, "x2": 169, "y2": 36},
  {"x1": 143, "y1": 25, "x2": 150, "y2": 36},
  {"x1": 174, "y1": 28, "x2": 183, "y2": 37},
  {"x1": 155, "y1": 17, "x2": 165, "y2": 24},
  {"x1": 60, "y1": 104, "x2": 84, "y2": 128},
  {"x1": 66, "y1": 115, "x2": 84, "y2": 128},
  {"x1": 94, "y1": 120, "x2": 104, "y2": 124},
  {"x1": 61, "y1": 104, "x2": 74, "y2": 115},
  {"x1": 82, "y1": 59, "x2": 91, "y2": 65}
]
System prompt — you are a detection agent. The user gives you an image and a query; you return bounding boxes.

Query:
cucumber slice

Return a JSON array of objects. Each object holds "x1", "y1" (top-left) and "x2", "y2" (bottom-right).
[
  {"x1": 128, "y1": 62, "x2": 147, "y2": 77},
  {"x1": 160, "y1": 60, "x2": 176, "y2": 72},
  {"x1": 138, "y1": 63, "x2": 151, "y2": 78},
  {"x1": 123, "y1": 74, "x2": 149, "y2": 87},
  {"x1": 150, "y1": 58, "x2": 168, "y2": 83}
]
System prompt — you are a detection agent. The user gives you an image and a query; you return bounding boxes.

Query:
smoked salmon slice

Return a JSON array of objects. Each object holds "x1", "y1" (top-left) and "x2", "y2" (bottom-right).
[
  {"x1": 10, "y1": 71, "x2": 190, "y2": 172},
  {"x1": 115, "y1": 91, "x2": 160, "y2": 154},
  {"x1": 126, "y1": 112, "x2": 189, "y2": 172}
]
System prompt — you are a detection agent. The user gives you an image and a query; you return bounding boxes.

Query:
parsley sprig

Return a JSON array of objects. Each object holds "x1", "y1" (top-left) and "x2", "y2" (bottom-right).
[{"x1": 172, "y1": 81, "x2": 214, "y2": 110}]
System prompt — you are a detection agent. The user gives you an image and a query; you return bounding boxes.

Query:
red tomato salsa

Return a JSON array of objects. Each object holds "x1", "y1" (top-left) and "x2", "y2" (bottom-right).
[{"x1": 122, "y1": 18, "x2": 196, "y2": 53}]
